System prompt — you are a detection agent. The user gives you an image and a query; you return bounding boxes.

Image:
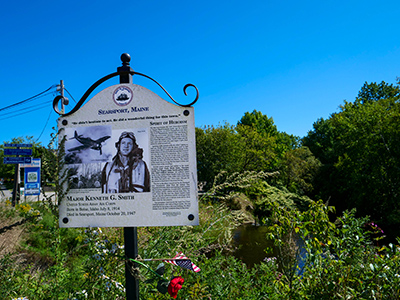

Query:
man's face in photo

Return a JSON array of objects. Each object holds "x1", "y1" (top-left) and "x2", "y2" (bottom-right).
[{"x1": 120, "y1": 137, "x2": 133, "y2": 156}]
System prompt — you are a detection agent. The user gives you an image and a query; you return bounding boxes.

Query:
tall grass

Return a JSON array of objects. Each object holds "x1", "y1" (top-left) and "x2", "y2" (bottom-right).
[{"x1": 0, "y1": 170, "x2": 399, "y2": 299}]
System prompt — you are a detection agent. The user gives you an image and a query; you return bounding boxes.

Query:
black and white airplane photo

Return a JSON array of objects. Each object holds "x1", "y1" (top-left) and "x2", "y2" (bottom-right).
[
  {"x1": 64, "y1": 125, "x2": 113, "y2": 164},
  {"x1": 68, "y1": 131, "x2": 111, "y2": 155}
]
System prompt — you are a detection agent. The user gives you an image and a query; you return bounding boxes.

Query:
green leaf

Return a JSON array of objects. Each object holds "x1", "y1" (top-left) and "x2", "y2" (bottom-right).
[
  {"x1": 156, "y1": 263, "x2": 165, "y2": 275},
  {"x1": 157, "y1": 279, "x2": 169, "y2": 294},
  {"x1": 145, "y1": 278, "x2": 156, "y2": 284}
]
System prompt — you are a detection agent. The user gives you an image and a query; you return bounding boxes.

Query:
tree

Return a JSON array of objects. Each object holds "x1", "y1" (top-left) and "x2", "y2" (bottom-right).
[
  {"x1": 196, "y1": 123, "x2": 242, "y2": 189},
  {"x1": 196, "y1": 117, "x2": 284, "y2": 190},
  {"x1": 196, "y1": 111, "x2": 302, "y2": 192},
  {"x1": 235, "y1": 124, "x2": 279, "y2": 172},
  {"x1": 238, "y1": 110, "x2": 278, "y2": 136},
  {"x1": 356, "y1": 81, "x2": 400, "y2": 104},
  {"x1": 280, "y1": 146, "x2": 321, "y2": 196},
  {"x1": 302, "y1": 117, "x2": 340, "y2": 203},
  {"x1": 238, "y1": 109, "x2": 299, "y2": 152},
  {"x1": 303, "y1": 81, "x2": 400, "y2": 239},
  {"x1": 332, "y1": 98, "x2": 400, "y2": 225}
]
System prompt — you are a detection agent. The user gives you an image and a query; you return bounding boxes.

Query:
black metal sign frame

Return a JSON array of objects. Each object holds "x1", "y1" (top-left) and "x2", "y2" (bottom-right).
[{"x1": 52, "y1": 53, "x2": 199, "y2": 300}]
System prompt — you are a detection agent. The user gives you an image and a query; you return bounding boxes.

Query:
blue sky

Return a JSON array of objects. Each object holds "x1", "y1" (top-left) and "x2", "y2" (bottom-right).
[{"x1": 1, "y1": 0, "x2": 400, "y2": 146}]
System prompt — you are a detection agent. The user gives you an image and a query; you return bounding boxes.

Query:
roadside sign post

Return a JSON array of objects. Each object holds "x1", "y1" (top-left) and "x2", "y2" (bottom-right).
[
  {"x1": 12, "y1": 164, "x2": 19, "y2": 206},
  {"x1": 3, "y1": 143, "x2": 33, "y2": 206},
  {"x1": 54, "y1": 53, "x2": 199, "y2": 300},
  {"x1": 22, "y1": 158, "x2": 41, "y2": 198}
]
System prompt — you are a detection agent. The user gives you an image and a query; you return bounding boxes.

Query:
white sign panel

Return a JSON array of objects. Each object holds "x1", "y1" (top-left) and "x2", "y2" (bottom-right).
[
  {"x1": 58, "y1": 84, "x2": 198, "y2": 228},
  {"x1": 20, "y1": 158, "x2": 41, "y2": 168}
]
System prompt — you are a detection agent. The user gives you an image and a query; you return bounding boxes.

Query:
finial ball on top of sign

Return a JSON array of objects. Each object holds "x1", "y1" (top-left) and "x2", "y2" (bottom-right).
[{"x1": 121, "y1": 53, "x2": 131, "y2": 65}]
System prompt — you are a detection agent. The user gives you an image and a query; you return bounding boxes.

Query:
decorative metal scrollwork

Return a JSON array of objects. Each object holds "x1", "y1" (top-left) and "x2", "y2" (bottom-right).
[
  {"x1": 133, "y1": 71, "x2": 199, "y2": 107},
  {"x1": 53, "y1": 70, "x2": 199, "y2": 117}
]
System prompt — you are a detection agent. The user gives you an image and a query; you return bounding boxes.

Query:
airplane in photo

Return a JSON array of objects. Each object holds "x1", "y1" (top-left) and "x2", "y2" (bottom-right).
[{"x1": 68, "y1": 131, "x2": 111, "y2": 155}]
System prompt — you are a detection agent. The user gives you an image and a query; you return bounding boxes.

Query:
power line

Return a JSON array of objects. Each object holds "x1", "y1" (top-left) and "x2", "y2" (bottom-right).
[
  {"x1": 0, "y1": 92, "x2": 54, "y2": 118},
  {"x1": 0, "y1": 81, "x2": 76, "y2": 142},
  {"x1": 0, "y1": 85, "x2": 56, "y2": 113},
  {"x1": 36, "y1": 83, "x2": 78, "y2": 142},
  {"x1": 0, "y1": 100, "x2": 53, "y2": 121},
  {"x1": 36, "y1": 107, "x2": 54, "y2": 142},
  {"x1": 0, "y1": 82, "x2": 78, "y2": 142},
  {"x1": 64, "y1": 87, "x2": 77, "y2": 103}
]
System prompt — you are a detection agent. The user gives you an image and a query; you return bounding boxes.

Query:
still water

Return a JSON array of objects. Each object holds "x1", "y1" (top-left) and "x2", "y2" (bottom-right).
[
  {"x1": 232, "y1": 224, "x2": 277, "y2": 267},
  {"x1": 232, "y1": 224, "x2": 307, "y2": 271}
]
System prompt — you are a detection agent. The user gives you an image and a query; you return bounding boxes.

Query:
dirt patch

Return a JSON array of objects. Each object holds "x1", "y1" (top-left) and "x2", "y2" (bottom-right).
[{"x1": 0, "y1": 208, "x2": 26, "y2": 258}]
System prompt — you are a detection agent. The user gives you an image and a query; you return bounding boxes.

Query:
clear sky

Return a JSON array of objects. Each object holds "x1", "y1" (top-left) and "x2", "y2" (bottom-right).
[{"x1": 1, "y1": 0, "x2": 400, "y2": 146}]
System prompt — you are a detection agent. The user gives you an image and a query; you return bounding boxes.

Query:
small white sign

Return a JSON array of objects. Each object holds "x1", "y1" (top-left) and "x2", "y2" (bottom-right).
[{"x1": 20, "y1": 158, "x2": 41, "y2": 168}]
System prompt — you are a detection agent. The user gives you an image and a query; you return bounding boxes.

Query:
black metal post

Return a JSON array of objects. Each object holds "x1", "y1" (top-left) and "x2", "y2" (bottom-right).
[
  {"x1": 11, "y1": 163, "x2": 19, "y2": 206},
  {"x1": 119, "y1": 53, "x2": 139, "y2": 300},
  {"x1": 11, "y1": 146, "x2": 22, "y2": 207},
  {"x1": 124, "y1": 227, "x2": 139, "y2": 299},
  {"x1": 118, "y1": 53, "x2": 133, "y2": 84}
]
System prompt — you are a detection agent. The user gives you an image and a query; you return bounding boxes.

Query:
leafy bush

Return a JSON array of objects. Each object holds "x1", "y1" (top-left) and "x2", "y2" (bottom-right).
[
  {"x1": 1, "y1": 180, "x2": 399, "y2": 299},
  {"x1": 264, "y1": 200, "x2": 400, "y2": 299}
]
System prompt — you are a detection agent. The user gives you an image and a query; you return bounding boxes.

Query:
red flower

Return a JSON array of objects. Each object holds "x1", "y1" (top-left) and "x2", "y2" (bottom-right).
[{"x1": 167, "y1": 276, "x2": 184, "y2": 299}]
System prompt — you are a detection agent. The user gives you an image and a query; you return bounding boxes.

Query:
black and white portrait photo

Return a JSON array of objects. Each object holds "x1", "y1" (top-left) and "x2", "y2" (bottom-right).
[{"x1": 101, "y1": 129, "x2": 150, "y2": 193}]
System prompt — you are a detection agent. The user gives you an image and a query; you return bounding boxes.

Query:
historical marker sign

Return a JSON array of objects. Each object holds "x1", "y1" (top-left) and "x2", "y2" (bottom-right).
[{"x1": 58, "y1": 84, "x2": 199, "y2": 228}]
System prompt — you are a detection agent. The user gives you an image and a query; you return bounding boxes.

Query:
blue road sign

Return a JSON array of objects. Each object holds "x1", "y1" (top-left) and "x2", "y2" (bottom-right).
[
  {"x1": 25, "y1": 166, "x2": 41, "y2": 196},
  {"x1": 4, "y1": 148, "x2": 33, "y2": 156},
  {"x1": 3, "y1": 157, "x2": 32, "y2": 164},
  {"x1": 4, "y1": 143, "x2": 32, "y2": 148}
]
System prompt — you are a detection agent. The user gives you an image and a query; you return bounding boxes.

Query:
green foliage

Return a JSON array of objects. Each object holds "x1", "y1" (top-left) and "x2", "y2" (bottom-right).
[
  {"x1": 195, "y1": 123, "x2": 242, "y2": 190},
  {"x1": 356, "y1": 81, "x2": 400, "y2": 104},
  {"x1": 196, "y1": 111, "x2": 303, "y2": 193},
  {"x1": 195, "y1": 121, "x2": 279, "y2": 191},
  {"x1": 303, "y1": 81, "x2": 400, "y2": 239},
  {"x1": 252, "y1": 182, "x2": 313, "y2": 219},
  {"x1": 1, "y1": 191, "x2": 400, "y2": 299},
  {"x1": 279, "y1": 146, "x2": 321, "y2": 196},
  {"x1": 238, "y1": 109, "x2": 299, "y2": 151},
  {"x1": 235, "y1": 124, "x2": 279, "y2": 172},
  {"x1": 0, "y1": 201, "x2": 126, "y2": 300},
  {"x1": 3, "y1": 90, "x2": 400, "y2": 299},
  {"x1": 263, "y1": 199, "x2": 400, "y2": 299},
  {"x1": 238, "y1": 109, "x2": 279, "y2": 136},
  {"x1": 21, "y1": 202, "x2": 80, "y2": 262},
  {"x1": 332, "y1": 97, "x2": 400, "y2": 223}
]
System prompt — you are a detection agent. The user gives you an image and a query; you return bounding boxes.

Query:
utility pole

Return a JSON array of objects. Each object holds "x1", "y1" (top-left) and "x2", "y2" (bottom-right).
[{"x1": 60, "y1": 80, "x2": 65, "y2": 114}]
